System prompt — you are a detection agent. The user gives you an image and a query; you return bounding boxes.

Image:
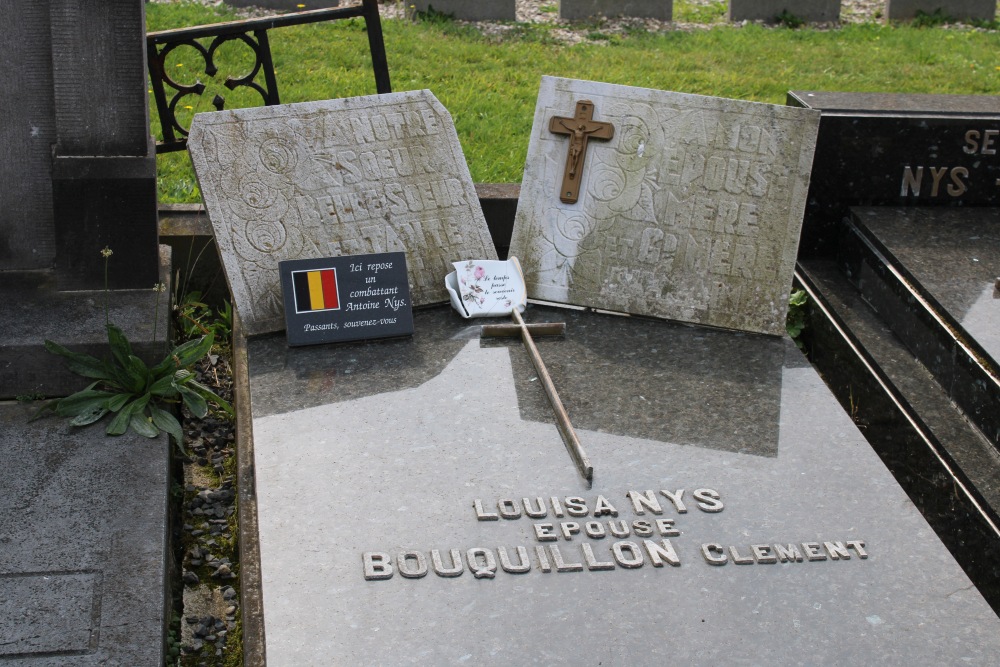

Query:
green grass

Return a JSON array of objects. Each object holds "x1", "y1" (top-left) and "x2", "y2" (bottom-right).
[
  {"x1": 147, "y1": 3, "x2": 1000, "y2": 203},
  {"x1": 674, "y1": 0, "x2": 727, "y2": 23}
]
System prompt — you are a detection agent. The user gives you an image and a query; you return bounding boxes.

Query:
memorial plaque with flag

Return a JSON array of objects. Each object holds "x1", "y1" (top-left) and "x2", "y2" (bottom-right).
[{"x1": 279, "y1": 252, "x2": 413, "y2": 346}]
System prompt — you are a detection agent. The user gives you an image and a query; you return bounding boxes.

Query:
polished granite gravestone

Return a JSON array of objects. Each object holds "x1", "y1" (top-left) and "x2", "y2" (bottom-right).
[
  {"x1": 510, "y1": 77, "x2": 819, "y2": 335},
  {"x1": 728, "y1": 0, "x2": 839, "y2": 22},
  {"x1": 784, "y1": 91, "x2": 1000, "y2": 595},
  {"x1": 853, "y1": 207, "x2": 1000, "y2": 368},
  {"x1": 243, "y1": 304, "x2": 1000, "y2": 664},
  {"x1": 0, "y1": 403, "x2": 168, "y2": 665},
  {"x1": 410, "y1": 0, "x2": 516, "y2": 20},
  {"x1": 188, "y1": 91, "x2": 497, "y2": 336},
  {"x1": 558, "y1": 0, "x2": 673, "y2": 20},
  {"x1": 787, "y1": 91, "x2": 1000, "y2": 444},
  {"x1": 885, "y1": 0, "x2": 998, "y2": 21},
  {"x1": 787, "y1": 90, "x2": 1000, "y2": 255}
]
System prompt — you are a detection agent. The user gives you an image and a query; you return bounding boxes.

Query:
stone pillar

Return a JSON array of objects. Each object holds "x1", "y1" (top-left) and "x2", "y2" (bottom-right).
[
  {"x1": 0, "y1": 0, "x2": 58, "y2": 272},
  {"x1": 0, "y1": 1, "x2": 158, "y2": 290},
  {"x1": 48, "y1": 0, "x2": 159, "y2": 290}
]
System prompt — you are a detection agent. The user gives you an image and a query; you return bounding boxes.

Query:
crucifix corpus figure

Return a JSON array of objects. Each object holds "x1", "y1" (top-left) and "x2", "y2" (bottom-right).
[{"x1": 548, "y1": 100, "x2": 615, "y2": 204}]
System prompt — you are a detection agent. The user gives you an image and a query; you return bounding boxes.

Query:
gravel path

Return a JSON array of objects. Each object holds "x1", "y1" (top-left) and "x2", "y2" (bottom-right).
[
  {"x1": 148, "y1": 0, "x2": 984, "y2": 28},
  {"x1": 149, "y1": 0, "x2": 996, "y2": 44}
]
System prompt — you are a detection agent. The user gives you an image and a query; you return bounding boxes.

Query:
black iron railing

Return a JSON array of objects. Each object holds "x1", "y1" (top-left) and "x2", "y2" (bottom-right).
[{"x1": 146, "y1": 0, "x2": 391, "y2": 153}]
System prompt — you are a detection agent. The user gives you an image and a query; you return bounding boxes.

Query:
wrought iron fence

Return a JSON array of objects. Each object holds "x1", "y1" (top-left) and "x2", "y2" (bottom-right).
[{"x1": 146, "y1": 0, "x2": 391, "y2": 153}]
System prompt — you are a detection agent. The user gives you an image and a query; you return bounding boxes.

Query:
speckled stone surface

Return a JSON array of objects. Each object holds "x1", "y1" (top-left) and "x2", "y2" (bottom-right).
[
  {"x1": 247, "y1": 305, "x2": 1000, "y2": 664},
  {"x1": 790, "y1": 91, "x2": 1000, "y2": 115},
  {"x1": 854, "y1": 207, "x2": 1000, "y2": 369},
  {"x1": 0, "y1": 403, "x2": 168, "y2": 665},
  {"x1": 509, "y1": 77, "x2": 819, "y2": 336},
  {"x1": 188, "y1": 91, "x2": 497, "y2": 336}
]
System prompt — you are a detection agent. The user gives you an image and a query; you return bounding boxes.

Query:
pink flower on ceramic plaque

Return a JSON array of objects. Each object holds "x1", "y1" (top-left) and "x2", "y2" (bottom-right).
[{"x1": 473, "y1": 265, "x2": 485, "y2": 281}]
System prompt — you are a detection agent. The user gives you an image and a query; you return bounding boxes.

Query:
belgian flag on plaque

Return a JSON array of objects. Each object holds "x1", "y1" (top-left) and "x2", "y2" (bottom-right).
[{"x1": 292, "y1": 268, "x2": 340, "y2": 313}]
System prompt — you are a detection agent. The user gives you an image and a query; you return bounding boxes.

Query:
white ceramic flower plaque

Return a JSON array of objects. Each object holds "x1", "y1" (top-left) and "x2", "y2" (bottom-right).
[{"x1": 445, "y1": 257, "x2": 527, "y2": 318}]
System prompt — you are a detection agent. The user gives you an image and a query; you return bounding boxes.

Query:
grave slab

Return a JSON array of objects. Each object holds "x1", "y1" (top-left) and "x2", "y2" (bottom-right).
[
  {"x1": 0, "y1": 402, "x2": 168, "y2": 665},
  {"x1": 558, "y1": 0, "x2": 673, "y2": 20},
  {"x1": 188, "y1": 91, "x2": 497, "y2": 336},
  {"x1": 244, "y1": 304, "x2": 1000, "y2": 664},
  {"x1": 885, "y1": 0, "x2": 997, "y2": 21},
  {"x1": 509, "y1": 77, "x2": 819, "y2": 335},
  {"x1": 411, "y1": 0, "x2": 516, "y2": 20},
  {"x1": 728, "y1": 0, "x2": 840, "y2": 22}
]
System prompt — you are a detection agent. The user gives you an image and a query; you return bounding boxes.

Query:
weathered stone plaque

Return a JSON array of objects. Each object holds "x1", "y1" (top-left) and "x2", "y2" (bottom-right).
[
  {"x1": 188, "y1": 91, "x2": 497, "y2": 336},
  {"x1": 246, "y1": 306, "x2": 1000, "y2": 663},
  {"x1": 510, "y1": 77, "x2": 820, "y2": 335}
]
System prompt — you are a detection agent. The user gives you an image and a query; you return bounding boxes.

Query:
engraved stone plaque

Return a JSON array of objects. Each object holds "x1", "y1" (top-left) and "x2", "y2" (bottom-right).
[
  {"x1": 188, "y1": 91, "x2": 497, "y2": 336},
  {"x1": 510, "y1": 77, "x2": 820, "y2": 335},
  {"x1": 0, "y1": 571, "x2": 100, "y2": 657}
]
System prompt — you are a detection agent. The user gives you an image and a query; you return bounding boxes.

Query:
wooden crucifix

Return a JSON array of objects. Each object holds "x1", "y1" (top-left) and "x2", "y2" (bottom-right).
[{"x1": 549, "y1": 100, "x2": 615, "y2": 204}]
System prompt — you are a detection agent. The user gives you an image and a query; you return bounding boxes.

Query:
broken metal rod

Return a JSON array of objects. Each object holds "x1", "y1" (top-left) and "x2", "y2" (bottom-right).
[{"x1": 507, "y1": 309, "x2": 593, "y2": 482}]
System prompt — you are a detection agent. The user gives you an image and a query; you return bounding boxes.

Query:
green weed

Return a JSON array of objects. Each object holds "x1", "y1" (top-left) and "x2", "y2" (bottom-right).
[
  {"x1": 911, "y1": 8, "x2": 953, "y2": 27},
  {"x1": 786, "y1": 289, "x2": 809, "y2": 347},
  {"x1": 35, "y1": 247, "x2": 231, "y2": 448},
  {"x1": 175, "y1": 292, "x2": 233, "y2": 347},
  {"x1": 775, "y1": 10, "x2": 805, "y2": 29}
]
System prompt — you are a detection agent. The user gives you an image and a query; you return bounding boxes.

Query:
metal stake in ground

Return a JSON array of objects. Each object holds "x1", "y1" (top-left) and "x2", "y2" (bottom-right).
[{"x1": 482, "y1": 310, "x2": 593, "y2": 482}]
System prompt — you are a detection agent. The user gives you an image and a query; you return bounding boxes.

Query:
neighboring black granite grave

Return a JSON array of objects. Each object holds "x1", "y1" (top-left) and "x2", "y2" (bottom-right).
[
  {"x1": 843, "y1": 207, "x2": 1000, "y2": 444},
  {"x1": 789, "y1": 91, "x2": 1000, "y2": 601},
  {"x1": 789, "y1": 90, "x2": 1000, "y2": 442}
]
